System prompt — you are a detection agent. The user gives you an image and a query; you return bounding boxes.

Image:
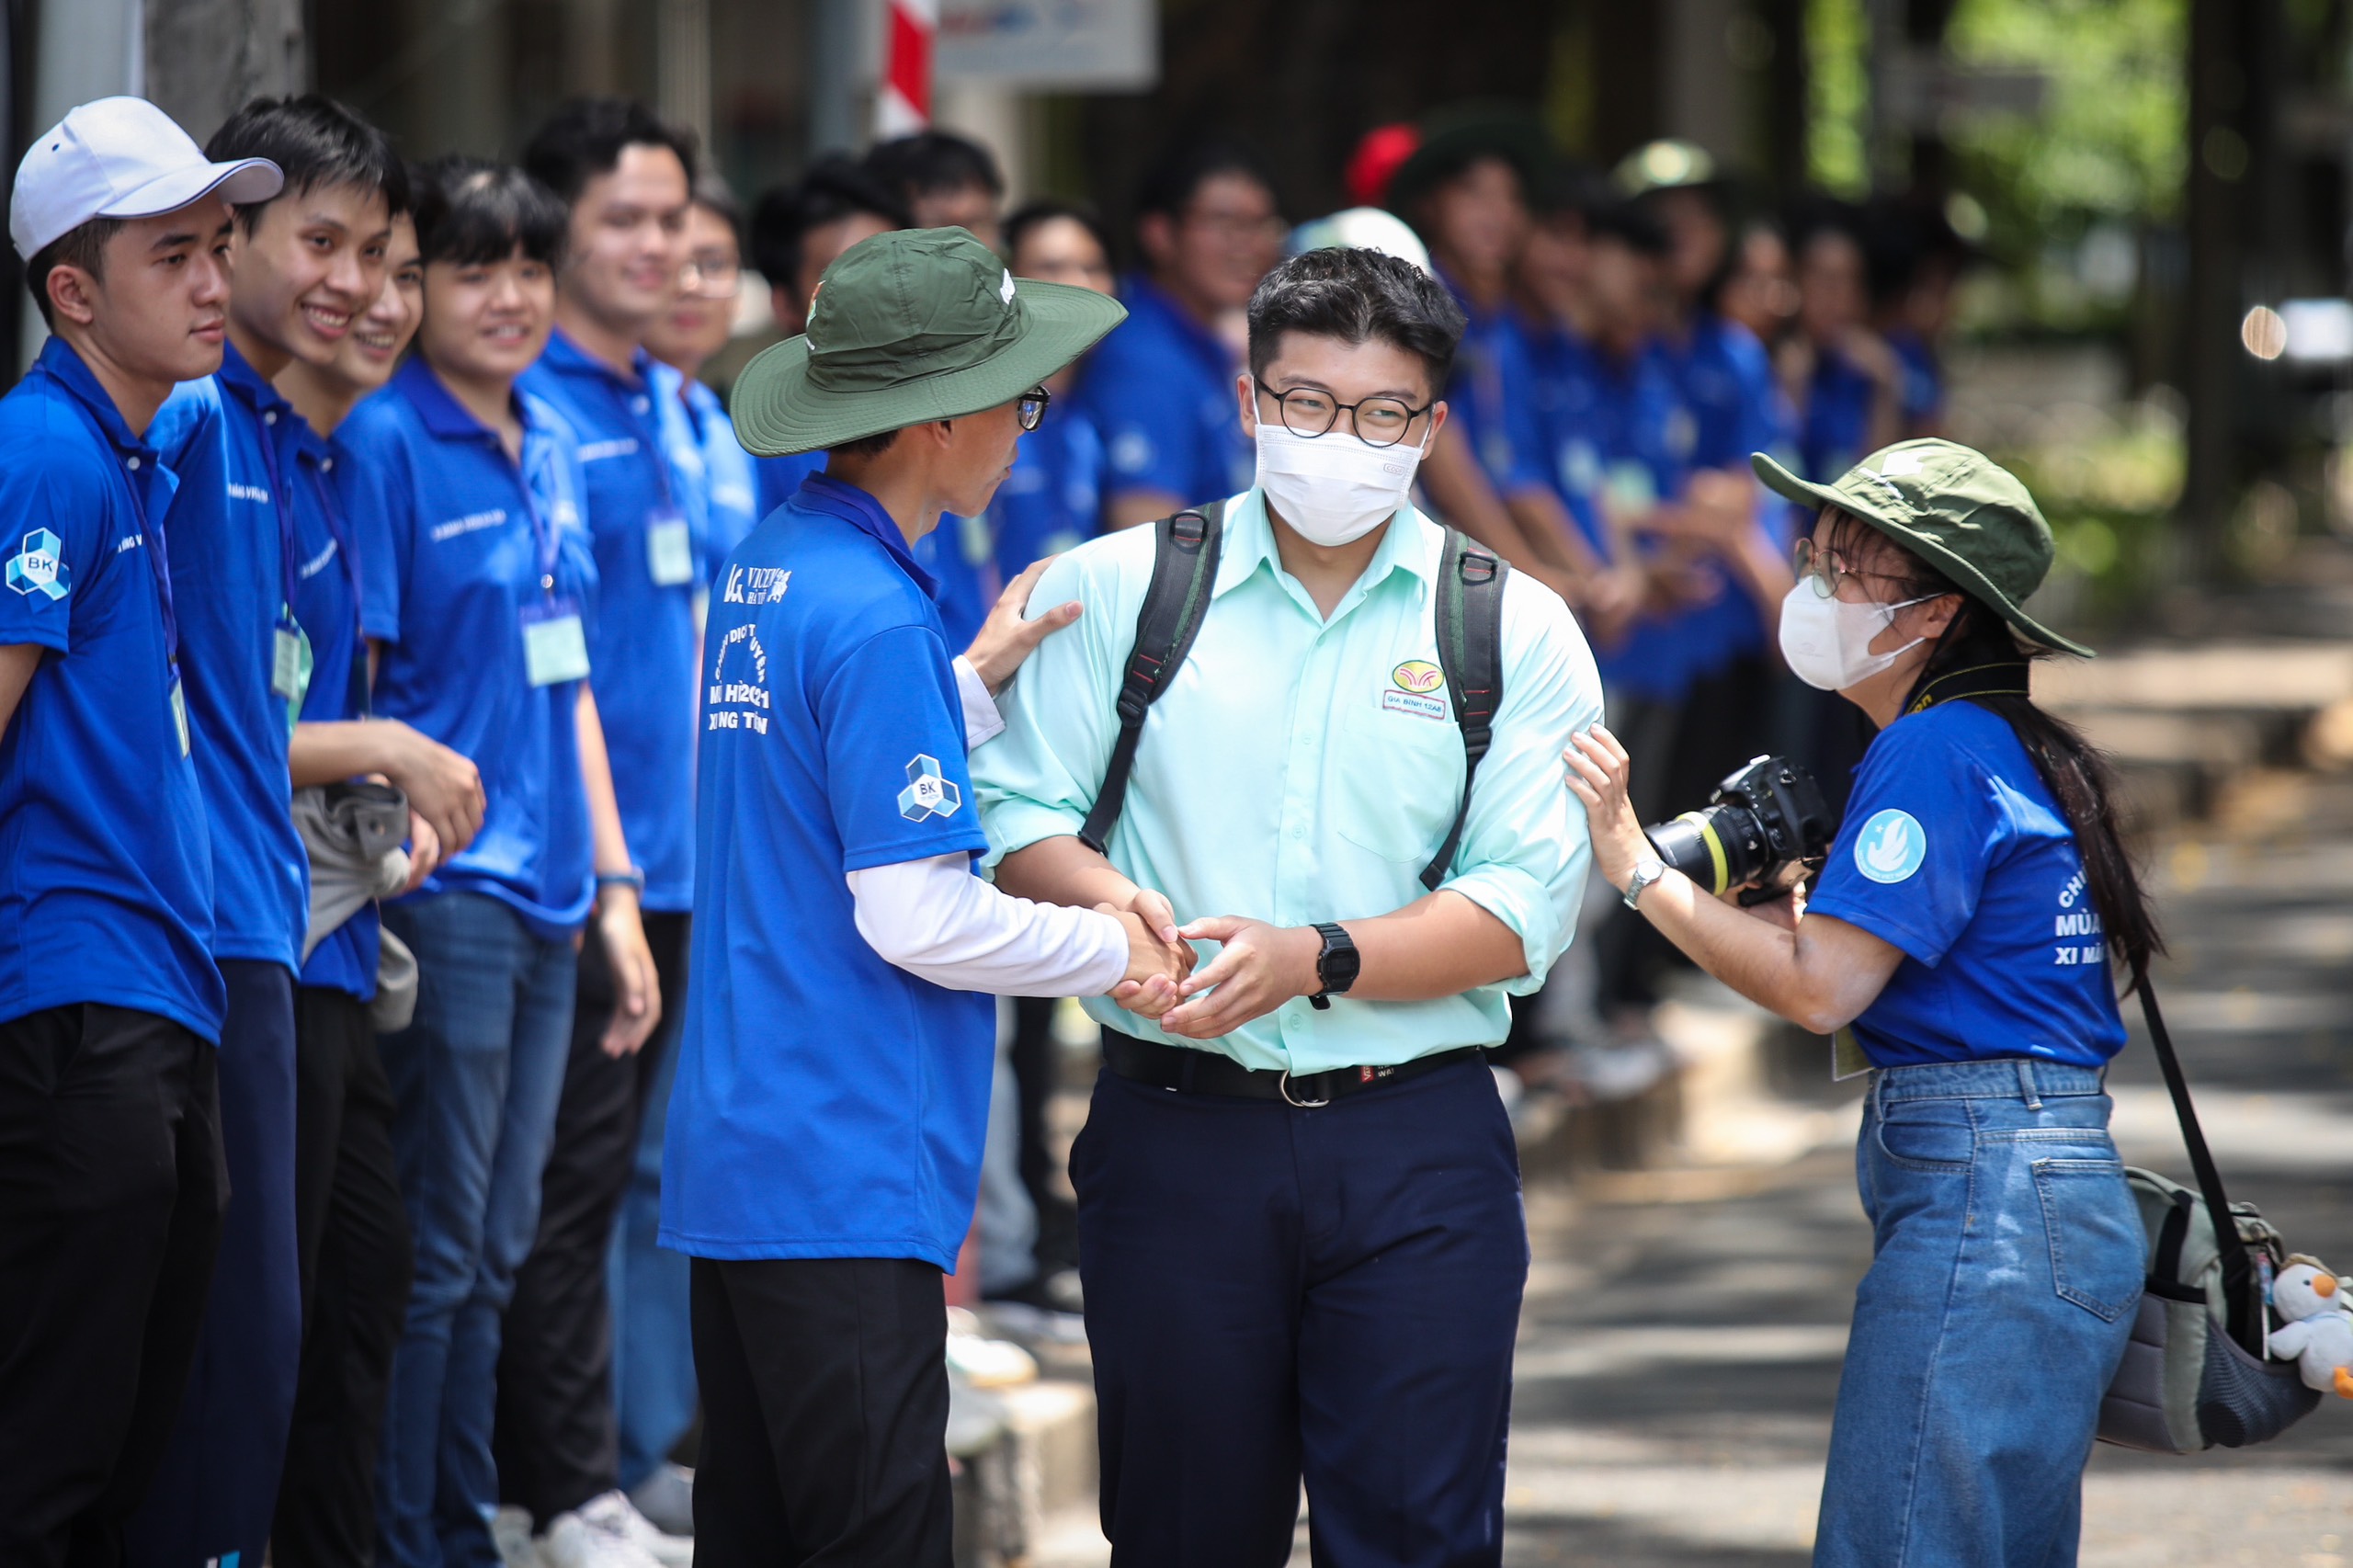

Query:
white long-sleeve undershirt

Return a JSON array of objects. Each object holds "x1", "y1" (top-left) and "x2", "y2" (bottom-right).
[
  {"x1": 844, "y1": 659, "x2": 1122, "y2": 994},
  {"x1": 847, "y1": 853, "x2": 1129, "y2": 995}
]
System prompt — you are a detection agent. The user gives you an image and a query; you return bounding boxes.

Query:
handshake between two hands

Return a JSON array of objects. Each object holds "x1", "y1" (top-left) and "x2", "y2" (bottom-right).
[{"x1": 1095, "y1": 887, "x2": 1324, "y2": 1041}]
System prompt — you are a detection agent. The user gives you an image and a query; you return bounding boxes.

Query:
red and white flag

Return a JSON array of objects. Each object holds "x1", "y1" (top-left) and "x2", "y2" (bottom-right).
[{"x1": 878, "y1": 0, "x2": 936, "y2": 136}]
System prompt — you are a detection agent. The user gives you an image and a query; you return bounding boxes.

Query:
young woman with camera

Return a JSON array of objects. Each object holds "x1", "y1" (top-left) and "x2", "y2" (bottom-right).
[{"x1": 1566, "y1": 438, "x2": 2157, "y2": 1568}]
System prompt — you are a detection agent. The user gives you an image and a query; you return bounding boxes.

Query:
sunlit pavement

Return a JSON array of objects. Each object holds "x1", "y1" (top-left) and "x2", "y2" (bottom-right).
[{"x1": 1038, "y1": 773, "x2": 2353, "y2": 1566}]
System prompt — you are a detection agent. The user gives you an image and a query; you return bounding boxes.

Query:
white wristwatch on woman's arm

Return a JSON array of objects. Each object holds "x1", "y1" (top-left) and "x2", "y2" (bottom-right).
[{"x1": 1621, "y1": 854, "x2": 1668, "y2": 911}]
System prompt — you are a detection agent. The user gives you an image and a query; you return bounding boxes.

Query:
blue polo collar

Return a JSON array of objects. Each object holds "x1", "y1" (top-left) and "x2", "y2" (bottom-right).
[
  {"x1": 31, "y1": 335, "x2": 157, "y2": 460},
  {"x1": 540, "y1": 325, "x2": 654, "y2": 394},
  {"x1": 1121, "y1": 274, "x2": 1233, "y2": 375},
  {"x1": 795, "y1": 472, "x2": 941, "y2": 602},
  {"x1": 217, "y1": 338, "x2": 296, "y2": 424},
  {"x1": 393, "y1": 355, "x2": 541, "y2": 448}
]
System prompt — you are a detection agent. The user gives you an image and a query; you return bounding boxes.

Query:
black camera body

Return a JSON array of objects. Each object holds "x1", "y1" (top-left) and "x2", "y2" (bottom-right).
[{"x1": 1644, "y1": 755, "x2": 1834, "y2": 900}]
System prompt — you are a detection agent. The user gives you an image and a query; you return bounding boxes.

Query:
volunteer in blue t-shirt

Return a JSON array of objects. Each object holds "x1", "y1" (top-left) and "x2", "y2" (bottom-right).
[
  {"x1": 1568, "y1": 439, "x2": 2154, "y2": 1568},
  {"x1": 667, "y1": 228, "x2": 1175, "y2": 1566},
  {"x1": 130, "y1": 94, "x2": 410, "y2": 1568},
  {"x1": 0, "y1": 97, "x2": 276, "y2": 1563},
  {"x1": 342, "y1": 155, "x2": 659, "y2": 1568},
  {"x1": 508, "y1": 101, "x2": 713, "y2": 1555},
  {"x1": 274, "y1": 199, "x2": 479, "y2": 1560}
]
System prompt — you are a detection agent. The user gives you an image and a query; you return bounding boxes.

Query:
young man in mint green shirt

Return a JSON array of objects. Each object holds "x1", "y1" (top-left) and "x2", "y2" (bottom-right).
[{"x1": 974, "y1": 245, "x2": 1603, "y2": 1567}]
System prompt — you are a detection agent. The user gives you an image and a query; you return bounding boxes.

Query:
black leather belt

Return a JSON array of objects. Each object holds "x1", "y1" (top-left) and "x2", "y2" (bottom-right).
[{"x1": 1102, "y1": 1029, "x2": 1484, "y2": 1108}]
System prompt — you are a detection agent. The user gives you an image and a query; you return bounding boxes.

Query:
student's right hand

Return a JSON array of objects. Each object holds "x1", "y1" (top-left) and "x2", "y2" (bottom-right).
[
  {"x1": 1103, "y1": 903, "x2": 1186, "y2": 1018},
  {"x1": 402, "y1": 810, "x2": 442, "y2": 894},
  {"x1": 388, "y1": 721, "x2": 486, "y2": 857}
]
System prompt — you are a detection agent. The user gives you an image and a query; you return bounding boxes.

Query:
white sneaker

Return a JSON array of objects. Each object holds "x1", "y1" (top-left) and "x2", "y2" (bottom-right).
[
  {"x1": 538, "y1": 1491, "x2": 692, "y2": 1568},
  {"x1": 626, "y1": 1461, "x2": 695, "y2": 1539}
]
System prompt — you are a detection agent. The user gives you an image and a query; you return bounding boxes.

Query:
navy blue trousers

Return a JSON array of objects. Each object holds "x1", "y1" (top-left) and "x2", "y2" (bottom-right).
[
  {"x1": 127, "y1": 960, "x2": 302, "y2": 1568},
  {"x1": 1072, "y1": 1054, "x2": 1528, "y2": 1568}
]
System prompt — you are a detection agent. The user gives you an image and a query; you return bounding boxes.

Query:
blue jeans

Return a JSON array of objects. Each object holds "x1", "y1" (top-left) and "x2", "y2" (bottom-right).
[
  {"x1": 377, "y1": 893, "x2": 576, "y2": 1568},
  {"x1": 608, "y1": 1003, "x2": 697, "y2": 1493},
  {"x1": 1816, "y1": 1059, "x2": 2143, "y2": 1568}
]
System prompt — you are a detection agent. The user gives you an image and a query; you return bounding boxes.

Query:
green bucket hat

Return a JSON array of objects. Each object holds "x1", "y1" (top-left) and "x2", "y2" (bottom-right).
[
  {"x1": 731, "y1": 227, "x2": 1127, "y2": 458},
  {"x1": 1752, "y1": 437, "x2": 2093, "y2": 657}
]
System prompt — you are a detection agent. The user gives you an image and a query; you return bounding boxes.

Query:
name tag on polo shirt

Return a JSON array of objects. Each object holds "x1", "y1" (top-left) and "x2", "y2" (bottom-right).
[
  {"x1": 170, "y1": 674, "x2": 190, "y2": 757},
  {"x1": 272, "y1": 617, "x2": 313, "y2": 706},
  {"x1": 646, "y1": 508, "x2": 696, "y2": 586},
  {"x1": 521, "y1": 597, "x2": 591, "y2": 687}
]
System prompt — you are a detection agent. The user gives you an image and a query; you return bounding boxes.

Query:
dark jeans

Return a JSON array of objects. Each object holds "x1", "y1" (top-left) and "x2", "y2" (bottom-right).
[
  {"x1": 274, "y1": 984, "x2": 415, "y2": 1567},
  {"x1": 0, "y1": 1004, "x2": 224, "y2": 1568},
  {"x1": 689, "y1": 1256, "x2": 953, "y2": 1568},
  {"x1": 1073, "y1": 1056, "x2": 1528, "y2": 1568},
  {"x1": 377, "y1": 892, "x2": 578, "y2": 1568},
  {"x1": 498, "y1": 908, "x2": 689, "y2": 1524},
  {"x1": 128, "y1": 960, "x2": 303, "y2": 1568}
]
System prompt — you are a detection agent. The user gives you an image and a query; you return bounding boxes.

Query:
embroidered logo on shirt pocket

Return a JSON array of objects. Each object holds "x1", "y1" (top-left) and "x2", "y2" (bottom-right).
[{"x1": 2033, "y1": 1156, "x2": 2143, "y2": 1322}]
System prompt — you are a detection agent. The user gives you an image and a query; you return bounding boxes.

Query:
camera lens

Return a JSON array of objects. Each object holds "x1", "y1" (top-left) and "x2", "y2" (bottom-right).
[{"x1": 1646, "y1": 804, "x2": 1770, "y2": 896}]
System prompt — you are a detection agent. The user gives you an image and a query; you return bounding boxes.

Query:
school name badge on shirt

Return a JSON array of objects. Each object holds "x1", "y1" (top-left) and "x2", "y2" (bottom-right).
[
  {"x1": 1381, "y1": 659, "x2": 1449, "y2": 722},
  {"x1": 646, "y1": 506, "x2": 696, "y2": 586},
  {"x1": 521, "y1": 597, "x2": 591, "y2": 687}
]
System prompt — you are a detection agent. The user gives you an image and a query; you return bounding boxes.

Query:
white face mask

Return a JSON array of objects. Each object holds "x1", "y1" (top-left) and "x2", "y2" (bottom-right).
[
  {"x1": 1778, "y1": 584, "x2": 1935, "y2": 691},
  {"x1": 1253, "y1": 422, "x2": 1427, "y2": 547}
]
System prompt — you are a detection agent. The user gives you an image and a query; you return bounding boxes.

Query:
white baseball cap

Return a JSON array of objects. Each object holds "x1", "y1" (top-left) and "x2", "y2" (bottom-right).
[
  {"x1": 1286, "y1": 208, "x2": 1435, "y2": 277},
  {"x1": 11, "y1": 96, "x2": 284, "y2": 260}
]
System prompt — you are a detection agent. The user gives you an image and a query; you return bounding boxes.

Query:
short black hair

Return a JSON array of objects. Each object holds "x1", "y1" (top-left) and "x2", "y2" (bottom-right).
[
  {"x1": 690, "y1": 175, "x2": 744, "y2": 250},
  {"x1": 1245, "y1": 247, "x2": 1464, "y2": 390},
  {"x1": 1586, "y1": 199, "x2": 1669, "y2": 257},
  {"x1": 24, "y1": 218, "x2": 124, "y2": 329},
  {"x1": 1003, "y1": 199, "x2": 1113, "y2": 268},
  {"x1": 748, "y1": 155, "x2": 908, "y2": 289},
  {"x1": 413, "y1": 156, "x2": 569, "y2": 268},
  {"x1": 827, "y1": 428, "x2": 900, "y2": 460},
  {"x1": 521, "y1": 97, "x2": 698, "y2": 208},
  {"x1": 205, "y1": 94, "x2": 410, "y2": 232},
  {"x1": 865, "y1": 131, "x2": 1004, "y2": 203},
  {"x1": 1135, "y1": 136, "x2": 1279, "y2": 222}
]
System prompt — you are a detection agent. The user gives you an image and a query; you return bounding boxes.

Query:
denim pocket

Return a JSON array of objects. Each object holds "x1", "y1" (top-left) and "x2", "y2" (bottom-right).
[
  {"x1": 2033, "y1": 1156, "x2": 2144, "y2": 1322},
  {"x1": 1872, "y1": 1102, "x2": 1973, "y2": 1172}
]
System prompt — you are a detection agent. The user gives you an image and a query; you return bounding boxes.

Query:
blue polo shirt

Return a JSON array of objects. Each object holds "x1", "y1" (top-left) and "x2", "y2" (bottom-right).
[
  {"x1": 150, "y1": 341, "x2": 313, "y2": 974},
  {"x1": 522, "y1": 330, "x2": 702, "y2": 913},
  {"x1": 1077, "y1": 275, "x2": 1252, "y2": 510},
  {"x1": 1808, "y1": 699, "x2": 2127, "y2": 1069},
  {"x1": 290, "y1": 419, "x2": 379, "y2": 1001},
  {"x1": 1520, "y1": 318, "x2": 1609, "y2": 553},
  {"x1": 992, "y1": 401, "x2": 1107, "y2": 579},
  {"x1": 1799, "y1": 348, "x2": 1877, "y2": 483},
  {"x1": 344, "y1": 357, "x2": 598, "y2": 938},
  {"x1": 1441, "y1": 275, "x2": 1552, "y2": 502},
  {"x1": 664, "y1": 472, "x2": 994, "y2": 1271},
  {"x1": 1888, "y1": 328, "x2": 1942, "y2": 427},
  {"x1": 756, "y1": 450, "x2": 992, "y2": 647},
  {"x1": 656, "y1": 375, "x2": 760, "y2": 582},
  {"x1": 0, "y1": 338, "x2": 222, "y2": 1040}
]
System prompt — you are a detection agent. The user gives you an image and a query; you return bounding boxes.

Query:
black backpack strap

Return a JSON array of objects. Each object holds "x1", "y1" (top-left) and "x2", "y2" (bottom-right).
[
  {"x1": 1421, "y1": 529, "x2": 1508, "y2": 891},
  {"x1": 1078, "y1": 501, "x2": 1225, "y2": 856},
  {"x1": 2133, "y1": 971, "x2": 2259, "y2": 1347}
]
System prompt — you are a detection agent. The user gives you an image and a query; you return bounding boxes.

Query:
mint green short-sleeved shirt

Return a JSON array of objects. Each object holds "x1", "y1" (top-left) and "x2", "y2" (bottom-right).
[{"x1": 972, "y1": 489, "x2": 1605, "y2": 1073}]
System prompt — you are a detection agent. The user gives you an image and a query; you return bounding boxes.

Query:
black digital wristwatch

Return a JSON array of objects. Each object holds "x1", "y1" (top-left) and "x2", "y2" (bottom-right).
[{"x1": 1308, "y1": 921, "x2": 1359, "y2": 1011}]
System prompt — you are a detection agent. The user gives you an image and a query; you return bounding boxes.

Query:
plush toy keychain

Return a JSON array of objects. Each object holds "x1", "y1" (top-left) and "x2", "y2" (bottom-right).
[{"x1": 2267, "y1": 1256, "x2": 2353, "y2": 1398}]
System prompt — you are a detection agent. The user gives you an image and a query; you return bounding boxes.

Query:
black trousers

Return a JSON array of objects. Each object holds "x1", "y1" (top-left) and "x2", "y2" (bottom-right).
[
  {"x1": 0, "y1": 1004, "x2": 225, "y2": 1568},
  {"x1": 689, "y1": 1257, "x2": 953, "y2": 1568},
  {"x1": 274, "y1": 984, "x2": 415, "y2": 1566},
  {"x1": 1006, "y1": 994, "x2": 1075, "y2": 1275},
  {"x1": 496, "y1": 909, "x2": 690, "y2": 1523}
]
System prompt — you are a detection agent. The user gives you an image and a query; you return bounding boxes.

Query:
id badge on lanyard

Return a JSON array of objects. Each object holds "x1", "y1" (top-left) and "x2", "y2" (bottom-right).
[
  {"x1": 170, "y1": 669, "x2": 190, "y2": 757},
  {"x1": 273, "y1": 608, "x2": 314, "y2": 741},
  {"x1": 523, "y1": 597, "x2": 590, "y2": 686},
  {"x1": 646, "y1": 504, "x2": 696, "y2": 586}
]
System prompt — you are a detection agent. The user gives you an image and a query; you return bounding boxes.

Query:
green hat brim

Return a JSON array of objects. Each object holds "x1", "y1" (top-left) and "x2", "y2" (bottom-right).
[
  {"x1": 1751, "y1": 450, "x2": 2096, "y2": 659},
  {"x1": 730, "y1": 278, "x2": 1128, "y2": 458}
]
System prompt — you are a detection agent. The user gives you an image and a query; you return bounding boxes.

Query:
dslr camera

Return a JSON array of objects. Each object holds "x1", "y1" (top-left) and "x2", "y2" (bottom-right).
[{"x1": 1644, "y1": 755, "x2": 1835, "y2": 902}]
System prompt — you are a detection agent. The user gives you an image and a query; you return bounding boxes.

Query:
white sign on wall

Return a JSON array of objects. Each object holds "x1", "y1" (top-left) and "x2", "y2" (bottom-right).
[{"x1": 936, "y1": 0, "x2": 1157, "y2": 89}]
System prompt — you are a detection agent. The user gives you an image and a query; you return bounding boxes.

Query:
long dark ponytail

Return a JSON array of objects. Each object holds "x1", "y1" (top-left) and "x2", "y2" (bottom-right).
[{"x1": 1831, "y1": 512, "x2": 2163, "y2": 983}]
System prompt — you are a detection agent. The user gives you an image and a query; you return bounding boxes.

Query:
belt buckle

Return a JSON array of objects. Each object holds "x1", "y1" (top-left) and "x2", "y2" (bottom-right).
[{"x1": 1278, "y1": 1069, "x2": 1329, "y2": 1108}]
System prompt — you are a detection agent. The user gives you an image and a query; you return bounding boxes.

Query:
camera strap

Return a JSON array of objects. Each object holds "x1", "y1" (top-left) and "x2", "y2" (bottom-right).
[
  {"x1": 2131, "y1": 967, "x2": 2262, "y2": 1349},
  {"x1": 1903, "y1": 655, "x2": 2032, "y2": 715}
]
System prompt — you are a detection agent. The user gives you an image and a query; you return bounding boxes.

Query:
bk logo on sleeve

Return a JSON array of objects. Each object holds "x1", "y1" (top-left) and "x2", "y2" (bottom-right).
[{"x1": 899, "y1": 754, "x2": 961, "y2": 822}]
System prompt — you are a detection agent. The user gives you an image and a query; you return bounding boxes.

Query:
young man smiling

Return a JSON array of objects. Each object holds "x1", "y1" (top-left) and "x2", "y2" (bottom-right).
[
  {"x1": 127, "y1": 93, "x2": 407, "y2": 1568},
  {"x1": 975, "y1": 247, "x2": 1602, "y2": 1567},
  {"x1": 0, "y1": 97, "x2": 278, "y2": 1568},
  {"x1": 506, "y1": 97, "x2": 699, "y2": 1563}
]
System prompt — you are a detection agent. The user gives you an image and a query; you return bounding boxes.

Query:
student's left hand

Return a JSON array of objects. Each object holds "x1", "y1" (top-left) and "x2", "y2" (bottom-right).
[
  {"x1": 597, "y1": 890, "x2": 664, "y2": 1057},
  {"x1": 966, "y1": 557, "x2": 1083, "y2": 695},
  {"x1": 1154, "y1": 915, "x2": 1322, "y2": 1040},
  {"x1": 1563, "y1": 725, "x2": 1652, "y2": 894}
]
